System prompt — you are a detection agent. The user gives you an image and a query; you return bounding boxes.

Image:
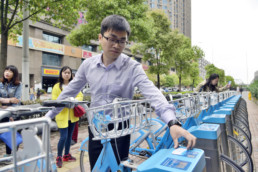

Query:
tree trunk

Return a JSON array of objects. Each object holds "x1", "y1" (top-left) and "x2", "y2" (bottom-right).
[
  {"x1": 192, "y1": 79, "x2": 195, "y2": 91},
  {"x1": 157, "y1": 72, "x2": 160, "y2": 89},
  {"x1": 0, "y1": 31, "x2": 8, "y2": 75},
  {"x1": 179, "y1": 75, "x2": 181, "y2": 91}
]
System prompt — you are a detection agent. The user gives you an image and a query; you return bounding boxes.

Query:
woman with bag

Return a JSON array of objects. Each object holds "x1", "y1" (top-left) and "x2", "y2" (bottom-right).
[
  {"x1": 52, "y1": 66, "x2": 83, "y2": 168},
  {"x1": 0, "y1": 65, "x2": 22, "y2": 158}
]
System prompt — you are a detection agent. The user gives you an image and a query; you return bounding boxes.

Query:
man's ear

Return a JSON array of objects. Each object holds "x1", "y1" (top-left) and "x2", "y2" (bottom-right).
[{"x1": 98, "y1": 34, "x2": 102, "y2": 42}]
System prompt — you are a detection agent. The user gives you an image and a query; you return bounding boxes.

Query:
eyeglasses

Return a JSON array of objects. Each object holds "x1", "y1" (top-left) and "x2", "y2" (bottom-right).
[{"x1": 102, "y1": 35, "x2": 128, "y2": 46}]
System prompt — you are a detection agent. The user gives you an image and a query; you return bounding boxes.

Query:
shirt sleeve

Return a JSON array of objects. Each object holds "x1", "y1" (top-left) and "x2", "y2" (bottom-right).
[
  {"x1": 45, "y1": 62, "x2": 87, "y2": 119},
  {"x1": 216, "y1": 85, "x2": 228, "y2": 92},
  {"x1": 132, "y1": 64, "x2": 176, "y2": 124},
  {"x1": 14, "y1": 84, "x2": 22, "y2": 100}
]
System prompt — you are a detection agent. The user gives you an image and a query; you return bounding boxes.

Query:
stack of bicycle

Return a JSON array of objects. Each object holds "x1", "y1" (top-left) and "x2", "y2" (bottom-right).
[{"x1": 0, "y1": 91, "x2": 253, "y2": 172}]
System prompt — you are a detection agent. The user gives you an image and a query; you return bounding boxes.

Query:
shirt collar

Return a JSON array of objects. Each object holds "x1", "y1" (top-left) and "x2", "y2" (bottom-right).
[{"x1": 96, "y1": 53, "x2": 126, "y2": 70}]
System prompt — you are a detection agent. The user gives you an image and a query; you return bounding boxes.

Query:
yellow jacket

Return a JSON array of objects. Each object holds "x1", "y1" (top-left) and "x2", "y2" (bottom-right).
[{"x1": 52, "y1": 83, "x2": 83, "y2": 128}]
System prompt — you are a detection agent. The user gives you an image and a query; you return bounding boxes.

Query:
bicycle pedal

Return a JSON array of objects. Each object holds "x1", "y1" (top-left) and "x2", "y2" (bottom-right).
[{"x1": 139, "y1": 150, "x2": 152, "y2": 157}]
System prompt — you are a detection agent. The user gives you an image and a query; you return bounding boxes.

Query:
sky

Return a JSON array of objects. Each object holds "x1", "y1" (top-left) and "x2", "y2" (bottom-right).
[{"x1": 191, "y1": 0, "x2": 258, "y2": 84}]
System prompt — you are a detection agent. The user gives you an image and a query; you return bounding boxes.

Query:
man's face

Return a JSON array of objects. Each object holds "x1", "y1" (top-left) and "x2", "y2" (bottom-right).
[{"x1": 99, "y1": 30, "x2": 127, "y2": 60}]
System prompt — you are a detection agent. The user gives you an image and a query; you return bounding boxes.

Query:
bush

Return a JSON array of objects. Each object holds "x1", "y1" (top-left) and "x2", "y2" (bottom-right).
[{"x1": 248, "y1": 80, "x2": 258, "y2": 99}]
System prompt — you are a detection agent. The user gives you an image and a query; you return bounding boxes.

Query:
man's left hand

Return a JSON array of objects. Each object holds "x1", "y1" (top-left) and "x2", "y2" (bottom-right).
[{"x1": 169, "y1": 125, "x2": 197, "y2": 149}]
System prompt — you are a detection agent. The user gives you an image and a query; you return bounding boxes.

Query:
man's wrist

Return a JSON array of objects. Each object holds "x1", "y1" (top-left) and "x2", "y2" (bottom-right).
[{"x1": 167, "y1": 119, "x2": 182, "y2": 128}]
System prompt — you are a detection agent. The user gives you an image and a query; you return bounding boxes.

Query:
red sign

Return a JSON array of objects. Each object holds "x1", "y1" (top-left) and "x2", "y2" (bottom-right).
[
  {"x1": 82, "y1": 50, "x2": 93, "y2": 59},
  {"x1": 142, "y1": 64, "x2": 149, "y2": 70}
]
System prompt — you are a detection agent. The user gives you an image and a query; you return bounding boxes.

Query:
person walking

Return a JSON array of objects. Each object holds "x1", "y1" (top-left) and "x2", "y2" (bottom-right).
[
  {"x1": 0, "y1": 65, "x2": 22, "y2": 157},
  {"x1": 29, "y1": 86, "x2": 35, "y2": 101},
  {"x1": 195, "y1": 73, "x2": 230, "y2": 92},
  {"x1": 52, "y1": 66, "x2": 83, "y2": 168}
]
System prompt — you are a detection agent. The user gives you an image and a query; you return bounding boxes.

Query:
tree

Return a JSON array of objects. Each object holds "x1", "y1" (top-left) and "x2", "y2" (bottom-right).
[
  {"x1": 181, "y1": 76, "x2": 192, "y2": 87},
  {"x1": 164, "y1": 74, "x2": 179, "y2": 87},
  {"x1": 131, "y1": 10, "x2": 180, "y2": 88},
  {"x1": 67, "y1": 0, "x2": 150, "y2": 45},
  {"x1": 0, "y1": 0, "x2": 85, "y2": 74},
  {"x1": 145, "y1": 70, "x2": 165, "y2": 86},
  {"x1": 170, "y1": 34, "x2": 198, "y2": 91},
  {"x1": 225, "y1": 75, "x2": 236, "y2": 88},
  {"x1": 205, "y1": 64, "x2": 226, "y2": 86},
  {"x1": 189, "y1": 62, "x2": 200, "y2": 90}
]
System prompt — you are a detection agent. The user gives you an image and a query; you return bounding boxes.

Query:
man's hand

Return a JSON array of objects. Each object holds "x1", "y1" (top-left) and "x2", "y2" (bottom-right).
[{"x1": 170, "y1": 125, "x2": 197, "y2": 149}]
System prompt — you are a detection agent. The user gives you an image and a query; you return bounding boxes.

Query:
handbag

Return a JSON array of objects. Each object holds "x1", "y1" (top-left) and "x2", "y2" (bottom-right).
[
  {"x1": 0, "y1": 131, "x2": 23, "y2": 149},
  {"x1": 74, "y1": 105, "x2": 86, "y2": 117}
]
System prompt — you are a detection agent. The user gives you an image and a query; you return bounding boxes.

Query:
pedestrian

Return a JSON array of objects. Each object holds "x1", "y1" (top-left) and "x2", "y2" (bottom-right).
[
  {"x1": 0, "y1": 65, "x2": 22, "y2": 158},
  {"x1": 36, "y1": 88, "x2": 41, "y2": 100},
  {"x1": 51, "y1": 66, "x2": 83, "y2": 168},
  {"x1": 240, "y1": 87, "x2": 243, "y2": 95},
  {"x1": 29, "y1": 86, "x2": 35, "y2": 101},
  {"x1": 195, "y1": 73, "x2": 230, "y2": 92},
  {"x1": 45, "y1": 15, "x2": 196, "y2": 170}
]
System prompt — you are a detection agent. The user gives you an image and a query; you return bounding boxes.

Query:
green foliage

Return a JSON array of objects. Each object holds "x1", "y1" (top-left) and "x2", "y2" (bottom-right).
[
  {"x1": 1, "y1": 0, "x2": 85, "y2": 36},
  {"x1": 205, "y1": 64, "x2": 226, "y2": 86},
  {"x1": 21, "y1": 99, "x2": 44, "y2": 105},
  {"x1": 131, "y1": 11, "x2": 182, "y2": 88},
  {"x1": 181, "y1": 77, "x2": 192, "y2": 87},
  {"x1": 67, "y1": 0, "x2": 149, "y2": 45},
  {"x1": 248, "y1": 80, "x2": 258, "y2": 99},
  {"x1": 225, "y1": 75, "x2": 236, "y2": 88},
  {"x1": 189, "y1": 62, "x2": 200, "y2": 87},
  {"x1": 145, "y1": 71, "x2": 166, "y2": 86},
  {"x1": 164, "y1": 74, "x2": 179, "y2": 87},
  {"x1": 169, "y1": 34, "x2": 198, "y2": 90}
]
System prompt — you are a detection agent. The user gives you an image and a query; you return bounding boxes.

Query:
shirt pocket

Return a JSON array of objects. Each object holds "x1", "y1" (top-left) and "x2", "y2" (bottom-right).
[{"x1": 109, "y1": 82, "x2": 124, "y2": 98}]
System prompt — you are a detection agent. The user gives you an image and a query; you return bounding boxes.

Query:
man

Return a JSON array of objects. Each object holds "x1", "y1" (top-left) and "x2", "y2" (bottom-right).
[{"x1": 45, "y1": 15, "x2": 196, "y2": 170}]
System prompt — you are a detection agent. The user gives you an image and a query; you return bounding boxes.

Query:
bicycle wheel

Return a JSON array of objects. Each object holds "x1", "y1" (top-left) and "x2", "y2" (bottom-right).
[
  {"x1": 228, "y1": 135, "x2": 253, "y2": 172},
  {"x1": 220, "y1": 154, "x2": 244, "y2": 172},
  {"x1": 232, "y1": 124, "x2": 252, "y2": 155},
  {"x1": 80, "y1": 150, "x2": 89, "y2": 172},
  {"x1": 234, "y1": 118, "x2": 251, "y2": 141}
]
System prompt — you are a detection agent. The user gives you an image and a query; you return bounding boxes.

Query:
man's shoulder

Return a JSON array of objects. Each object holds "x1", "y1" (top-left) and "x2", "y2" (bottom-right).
[
  {"x1": 82, "y1": 54, "x2": 101, "y2": 65},
  {"x1": 121, "y1": 54, "x2": 141, "y2": 67}
]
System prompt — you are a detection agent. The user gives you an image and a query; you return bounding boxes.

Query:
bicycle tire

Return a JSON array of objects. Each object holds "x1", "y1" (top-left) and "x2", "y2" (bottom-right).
[
  {"x1": 234, "y1": 118, "x2": 251, "y2": 140},
  {"x1": 220, "y1": 154, "x2": 245, "y2": 172},
  {"x1": 80, "y1": 150, "x2": 87, "y2": 172},
  {"x1": 227, "y1": 135, "x2": 253, "y2": 172},
  {"x1": 232, "y1": 124, "x2": 252, "y2": 155}
]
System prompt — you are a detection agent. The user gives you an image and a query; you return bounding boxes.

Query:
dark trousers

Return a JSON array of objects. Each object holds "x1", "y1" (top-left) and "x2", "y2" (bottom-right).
[
  {"x1": 1, "y1": 117, "x2": 19, "y2": 155},
  {"x1": 88, "y1": 121, "x2": 130, "y2": 170},
  {"x1": 57, "y1": 121, "x2": 75, "y2": 157},
  {"x1": 72, "y1": 122, "x2": 79, "y2": 142}
]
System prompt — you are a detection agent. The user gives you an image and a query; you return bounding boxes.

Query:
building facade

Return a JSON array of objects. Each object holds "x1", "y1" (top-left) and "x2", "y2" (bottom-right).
[
  {"x1": 4, "y1": 19, "x2": 144, "y2": 92},
  {"x1": 198, "y1": 58, "x2": 211, "y2": 80},
  {"x1": 147, "y1": 0, "x2": 191, "y2": 39}
]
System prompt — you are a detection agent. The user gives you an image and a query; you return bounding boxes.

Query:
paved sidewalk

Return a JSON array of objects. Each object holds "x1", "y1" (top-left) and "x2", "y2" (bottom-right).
[{"x1": 242, "y1": 91, "x2": 258, "y2": 171}]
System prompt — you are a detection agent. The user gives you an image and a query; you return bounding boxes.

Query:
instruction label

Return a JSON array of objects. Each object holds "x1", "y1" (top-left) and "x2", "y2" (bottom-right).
[{"x1": 160, "y1": 158, "x2": 191, "y2": 170}]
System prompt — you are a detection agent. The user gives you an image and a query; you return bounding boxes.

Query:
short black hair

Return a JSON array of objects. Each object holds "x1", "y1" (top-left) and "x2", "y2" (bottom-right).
[{"x1": 101, "y1": 15, "x2": 131, "y2": 37}]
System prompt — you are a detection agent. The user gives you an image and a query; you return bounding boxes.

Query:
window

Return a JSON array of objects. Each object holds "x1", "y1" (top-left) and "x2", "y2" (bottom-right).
[
  {"x1": 163, "y1": 6, "x2": 168, "y2": 10},
  {"x1": 43, "y1": 32, "x2": 62, "y2": 44},
  {"x1": 163, "y1": 0, "x2": 168, "y2": 4},
  {"x1": 42, "y1": 52, "x2": 62, "y2": 66}
]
